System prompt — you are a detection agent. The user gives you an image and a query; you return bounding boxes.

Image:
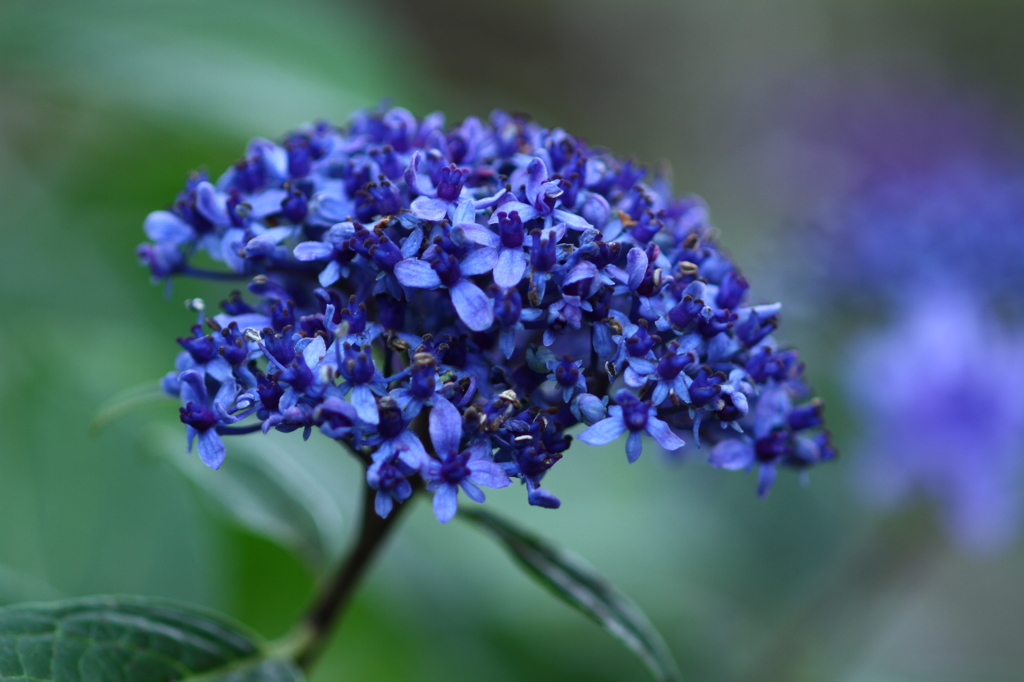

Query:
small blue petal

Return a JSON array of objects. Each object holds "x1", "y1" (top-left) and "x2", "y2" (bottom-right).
[
  {"x1": 578, "y1": 416, "x2": 627, "y2": 446},
  {"x1": 451, "y1": 280, "x2": 494, "y2": 331},
  {"x1": 429, "y1": 397, "x2": 462, "y2": 458},
  {"x1": 709, "y1": 439, "x2": 755, "y2": 471},
  {"x1": 433, "y1": 483, "x2": 459, "y2": 523},
  {"x1": 394, "y1": 260, "x2": 442, "y2": 289},
  {"x1": 197, "y1": 429, "x2": 226, "y2": 469},
  {"x1": 626, "y1": 431, "x2": 643, "y2": 463}
]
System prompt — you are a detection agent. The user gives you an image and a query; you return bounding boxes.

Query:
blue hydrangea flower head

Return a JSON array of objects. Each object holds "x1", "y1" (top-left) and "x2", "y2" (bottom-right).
[{"x1": 141, "y1": 105, "x2": 832, "y2": 521}]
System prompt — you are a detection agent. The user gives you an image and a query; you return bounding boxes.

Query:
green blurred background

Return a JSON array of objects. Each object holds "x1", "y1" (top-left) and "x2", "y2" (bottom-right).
[{"x1": 2, "y1": 1, "x2": 1024, "y2": 680}]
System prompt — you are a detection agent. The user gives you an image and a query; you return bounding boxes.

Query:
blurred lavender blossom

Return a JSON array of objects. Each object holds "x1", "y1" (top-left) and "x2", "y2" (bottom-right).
[
  {"x1": 779, "y1": 79, "x2": 1024, "y2": 550},
  {"x1": 848, "y1": 289, "x2": 1024, "y2": 552}
]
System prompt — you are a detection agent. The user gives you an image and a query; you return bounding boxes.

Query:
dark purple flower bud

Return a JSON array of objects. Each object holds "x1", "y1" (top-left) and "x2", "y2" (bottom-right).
[
  {"x1": 625, "y1": 323, "x2": 658, "y2": 357},
  {"x1": 617, "y1": 392, "x2": 650, "y2": 432},
  {"x1": 286, "y1": 136, "x2": 311, "y2": 178},
  {"x1": 178, "y1": 325, "x2": 219, "y2": 364},
  {"x1": 341, "y1": 302, "x2": 368, "y2": 335},
  {"x1": 668, "y1": 295, "x2": 703, "y2": 329},
  {"x1": 715, "y1": 270, "x2": 749, "y2": 310},
  {"x1": 315, "y1": 397, "x2": 360, "y2": 438},
  {"x1": 746, "y1": 348, "x2": 801, "y2": 383},
  {"x1": 281, "y1": 187, "x2": 309, "y2": 223},
  {"x1": 439, "y1": 451, "x2": 472, "y2": 483},
  {"x1": 516, "y1": 446, "x2": 562, "y2": 480},
  {"x1": 367, "y1": 181, "x2": 402, "y2": 216},
  {"x1": 630, "y1": 213, "x2": 662, "y2": 244},
  {"x1": 269, "y1": 300, "x2": 296, "y2": 332},
  {"x1": 755, "y1": 431, "x2": 793, "y2": 463},
  {"x1": 341, "y1": 344, "x2": 377, "y2": 384},
  {"x1": 377, "y1": 397, "x2": 405, "y2": 439},
  {"x1": 580, "y1": 240, "x2": 621, "y2": 270},
  {"x1": 436, "y1": 164, "x2": 467, "y2": 202},
  {"x1": 497, "y1": 211, "x2": 526, "y2": 248},
  {"x1": 553, "y1": 355, "x2": 581, "y2": 388},
  {"x1": 530, "y1": 230, "x2": 558, "y2": 272},
  {"x1": 716, "y1": 392, "x2": 747, "y2": 422},
  {"x1": 219, "y1": 323, "x2": 249, "y2": 365},
  {"x1": 409, "y1": 353, "x2": 438, "y2": 400},
  {"x1": 688, "y1": 367, "x2": 724, "y2": 407},
  {"x1": 257, "y1": 375, "x2": 283, "y2": 412},
  {"x1": 788, "y1": 400, "x2": 824, "y2": 431},
  {"x1": 656, "y1": 347, "x2": 692, "y2": 381},
  {"x1": 370, "y1": 145, "x2": 404, "y2": 180},
  {"x1": 278, "y1": 358, "x2": 314, "y2": 392},
  {"x1": 495, "y1": 288, "x2": 522, "y2": 327},
  {"x1": 221, "y1": 291, "x2": 254, "y2": 316},
  {"x1": 430, "y1": 252, "x2": 463, "y2": 287},
  {"x1": 180, "y1": 402, "x2": 218, "y2": 431},
  {"x1": 695, "y1": 309, "x2": 736, "y2": 337},
  {"x1": 369, "y1": 234, "x2": 403, "y2": 271},
  {"x1": 736, "y1": 311, "x2": 777, "y2": 347}
]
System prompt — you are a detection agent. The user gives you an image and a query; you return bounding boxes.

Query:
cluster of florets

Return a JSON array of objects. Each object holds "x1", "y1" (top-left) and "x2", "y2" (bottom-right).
[{"x1": 141, "y1": 106, "x2": 833, "y2": 522}]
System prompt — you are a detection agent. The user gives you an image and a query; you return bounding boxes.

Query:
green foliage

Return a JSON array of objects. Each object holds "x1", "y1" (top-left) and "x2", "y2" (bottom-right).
[
  {"x1": 0, "y1": 596, "x2": 305, "y2": 681},
  {"x1": 462, "y1": 509, "x2": 682, "y2": 682},
  {"x1": 153, "y1": 429, "x2": 351, "y2": 574}
]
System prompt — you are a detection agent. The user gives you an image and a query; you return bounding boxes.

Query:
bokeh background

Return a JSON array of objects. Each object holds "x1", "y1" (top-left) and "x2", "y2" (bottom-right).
[{"x1": 3, "y1": 1, "x2": 1024, "y2": 680}]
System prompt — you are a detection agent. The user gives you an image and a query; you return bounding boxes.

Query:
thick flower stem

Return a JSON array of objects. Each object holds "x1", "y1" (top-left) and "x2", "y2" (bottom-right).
[{"x1": 296, "y1": 483, "x2": 410, "y2": 671}]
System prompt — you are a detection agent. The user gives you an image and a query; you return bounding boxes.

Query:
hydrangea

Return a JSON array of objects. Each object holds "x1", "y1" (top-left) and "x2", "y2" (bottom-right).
[
  {"x1": 847, "y1": 288, "x2": 1024, "y2": 553},
  {"x1": 141, "y1": 106, "x2": 832, "y2": 522}
]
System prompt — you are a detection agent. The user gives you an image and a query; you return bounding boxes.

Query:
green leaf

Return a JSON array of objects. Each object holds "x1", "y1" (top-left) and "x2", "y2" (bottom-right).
[
  {"x1": 152, "y1": 428, "x2": 349, "y2": 573},
  {"x1": 0, "y1": 596, "x2": 305, "y2": 681},
  {"x1": 462, "y1": 509, "x2": 682, "y2": 682},
  {"x1": 89, "y1": 382, "x2": 168, "y2": 432}
]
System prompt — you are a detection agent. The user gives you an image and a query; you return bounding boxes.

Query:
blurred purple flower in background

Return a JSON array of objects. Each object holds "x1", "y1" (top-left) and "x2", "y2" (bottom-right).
[
  {"x1": 847, "y1": 289, "x2": 1024, "y2": 553},
  {"x1": 778, "y1": 77, "x2": 1024, "y2": 550},
  {"x1": 788, "y1": 80, "x2": 1024, "y2": 311}
]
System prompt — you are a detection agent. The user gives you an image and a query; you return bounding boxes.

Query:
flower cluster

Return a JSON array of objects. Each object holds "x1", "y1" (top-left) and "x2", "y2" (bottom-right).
[{"x1": 141, "y1": 106, "x2": 833, "y2": 522}]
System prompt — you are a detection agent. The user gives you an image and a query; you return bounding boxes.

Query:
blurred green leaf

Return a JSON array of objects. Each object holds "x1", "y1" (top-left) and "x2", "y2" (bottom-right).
[
  {"x1": 0, "y1": 565, "x2": 62, "y2": 606},
  {"x1": 204, "y1": 659, "x2": 305, "y2": 682},
  {"x1": 89, "y1": 382, "x2": 168, "y2": 433},
  {"x1": 462, "y1": 508, "x2": 682, "y2": 682},
  {"x1": 153, "y1": 428, "x2": 349, "y2": 573},
  {"x1": 0, "y1": 596, "x2": 305, "y2": 681},
  {"x1": 0, "y1": 0, "x2": 428, "y2": 136}
]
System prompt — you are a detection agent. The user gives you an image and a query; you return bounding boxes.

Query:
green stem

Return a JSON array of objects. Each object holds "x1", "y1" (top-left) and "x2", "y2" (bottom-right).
[{"x1": 294, "y1": 478, "x2": 411, "y2": 671}]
